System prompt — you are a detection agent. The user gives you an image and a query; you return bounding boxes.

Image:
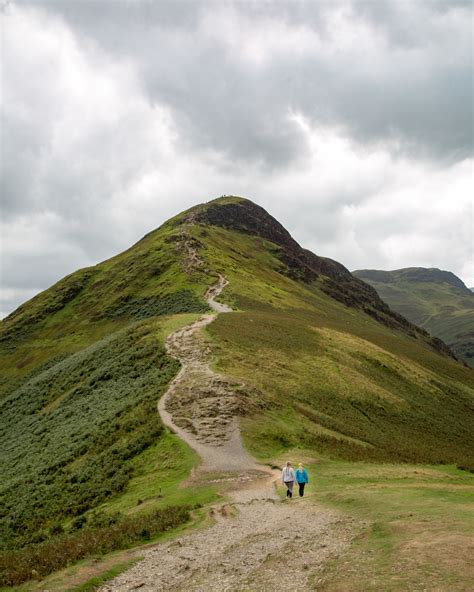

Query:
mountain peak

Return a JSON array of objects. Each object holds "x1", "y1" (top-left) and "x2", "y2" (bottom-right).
[
  {"x1": 185, "y1": 196, "x2": 361, "y2": 285},
  {"x1": 2, "y1": 197, "x2": 459, "y2": 367},
  {"x1": 188, "y1": 196, "x2": 299, "y2": 253}
]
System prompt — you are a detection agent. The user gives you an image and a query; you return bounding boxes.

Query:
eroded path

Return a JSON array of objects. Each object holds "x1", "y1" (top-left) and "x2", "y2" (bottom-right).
[
  {"x1": 158, "y1": 274, "x2": 258, "y2": 472},
  {"x1": 101, "y1": 276, "x2": 355, "y2": 591}
]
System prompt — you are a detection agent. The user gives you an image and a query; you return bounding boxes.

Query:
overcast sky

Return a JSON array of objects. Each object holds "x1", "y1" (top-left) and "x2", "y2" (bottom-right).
[{"x1": 1, "y1": 0, "x2": 473, "y2": 317}]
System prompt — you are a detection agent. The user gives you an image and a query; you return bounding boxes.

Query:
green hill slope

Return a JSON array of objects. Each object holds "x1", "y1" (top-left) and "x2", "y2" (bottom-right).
[
  {"x1": 353, "y1": 268, "x2": 474, "y2": 367},
  {"x1": 1, "y1": 196, "x2": 473, "y2": 556}
]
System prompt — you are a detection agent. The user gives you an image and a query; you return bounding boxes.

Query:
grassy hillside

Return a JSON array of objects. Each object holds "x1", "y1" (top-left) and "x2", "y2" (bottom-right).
[
  {"x1": 0, "y1": 314, "x2": 219, "y2": 585},
  {"x1": 183, "y1": 213, "x2": 473, "y2": 466},
  {"x1": 0, "y1": 213, "x2": 210, "y2": 398},
  {"x1": 353, "y1": 268, "x2": 474, "y2": 367},
  {"x1": 0, "y1": 316, "x2": 185, "y2": 549},
  {"x1": 1, "y1": 196, "x2": 473, "y2": 582}
]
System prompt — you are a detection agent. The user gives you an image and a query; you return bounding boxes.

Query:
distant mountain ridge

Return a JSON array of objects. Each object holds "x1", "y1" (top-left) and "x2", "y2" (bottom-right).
[
  {"x1": 354, "y1": 267, "x2": 474, "y2": 367},
  {"x1": 356, "y1": 267, "x2": 471, "y2": 294}
]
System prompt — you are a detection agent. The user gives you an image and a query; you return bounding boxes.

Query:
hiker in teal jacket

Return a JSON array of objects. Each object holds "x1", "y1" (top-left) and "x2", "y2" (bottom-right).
[{"x1": 295, "y1": 463, "x2": 309, "y2": 497}]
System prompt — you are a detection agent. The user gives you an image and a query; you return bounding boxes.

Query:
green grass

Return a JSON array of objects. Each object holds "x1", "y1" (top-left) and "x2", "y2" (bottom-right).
[
  {"x1": 96, "y1": 432, "x2": 219, "y2": 517},
  {"x1": 0, "y1": 219, "x2": 211, "y2": 394},
  {"x1": 163, "y1": 219, "x2": 473, "y2": 468},
  {"x1": 208, "y1": 307, "x2": 474, "y2": 466},
  {"x1": 297, "y1": 457, "x2": 474, "y2": 591},
  {"x1": 69, "y1": 560, "x2": 139, "y2": 592},
  {"x1": 155, "y1": 313, "x2": 202, "y2": 341},
  {"x1": 0, "y1": 559, "x2": 138, "y2": 592}
]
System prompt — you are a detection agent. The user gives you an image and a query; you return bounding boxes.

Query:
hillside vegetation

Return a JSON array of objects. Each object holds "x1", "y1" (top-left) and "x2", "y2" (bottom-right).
[
  {"x1": 0, "y1": 215, "x2": 209, "y2": 398},
  {"x1": 184, "y1": 202, "x2": 473, "y2": 466},
  {"x1": 1, "y1": 196, "x2": 473, "y2": 583},
  {"x1": 1, "y1": 320, "x2": 181, "y2": 548},
  {"x1": 354, "y1": 268, "x2": 474, "y2": 367}
]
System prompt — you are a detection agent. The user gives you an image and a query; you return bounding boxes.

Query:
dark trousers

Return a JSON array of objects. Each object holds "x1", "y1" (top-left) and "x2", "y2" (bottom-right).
[
  {"x1": 285, "y1": 481, "x2": 294, "y2": 498},
  {"x1": 298, "y1": 482, "x2": 306, "y2": 497}
]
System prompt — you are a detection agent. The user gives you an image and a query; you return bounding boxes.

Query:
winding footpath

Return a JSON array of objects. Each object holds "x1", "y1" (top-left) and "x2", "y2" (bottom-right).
[
  {"x1": 158, "y1": 274, "x2": 258, "y2": 472},
  {"x1": 101, "y1": 276, "x2": 356, "y2": 592}
]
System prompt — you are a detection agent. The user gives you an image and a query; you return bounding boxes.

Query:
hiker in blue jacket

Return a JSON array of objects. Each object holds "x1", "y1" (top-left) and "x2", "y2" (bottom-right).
[{"x1": 295, "y1": 463, "x2": 309, "y2": 497}]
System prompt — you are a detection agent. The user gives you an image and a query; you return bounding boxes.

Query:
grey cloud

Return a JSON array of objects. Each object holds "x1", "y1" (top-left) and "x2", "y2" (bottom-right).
[
  {"x1": 21, "y1": 0, "x2": 473, "y2": 166},
  {"x1": 0, "y1": 288, "x2": 38, "y2": 319},
  {"x1": 1, "y1": 249, "x2": 84, "y2": 292},
  {"x1": 354, "y1": 0, "x2": 473, "y2": 46}
]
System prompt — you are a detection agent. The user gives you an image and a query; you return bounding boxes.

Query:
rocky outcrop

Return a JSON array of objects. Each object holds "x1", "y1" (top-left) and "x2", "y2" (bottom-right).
[{"x1": 190, "y1": 197, "x2": 458, "y2": 361}]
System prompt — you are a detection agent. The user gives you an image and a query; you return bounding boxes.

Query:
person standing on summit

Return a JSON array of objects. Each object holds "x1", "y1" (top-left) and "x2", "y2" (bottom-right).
[{"x1": 281, "y1": 461, "x2": 296, "y2": 498}]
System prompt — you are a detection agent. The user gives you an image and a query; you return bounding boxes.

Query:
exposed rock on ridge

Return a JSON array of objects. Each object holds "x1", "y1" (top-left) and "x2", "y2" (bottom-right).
[{"x1": 188, "y1": 197, "x2": 457, "y2": 360}]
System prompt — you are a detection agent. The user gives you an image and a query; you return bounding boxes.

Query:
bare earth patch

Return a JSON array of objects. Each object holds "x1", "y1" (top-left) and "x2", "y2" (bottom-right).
[{"x1": 396, "y1": 525, "x2": 474, "y2": 590}]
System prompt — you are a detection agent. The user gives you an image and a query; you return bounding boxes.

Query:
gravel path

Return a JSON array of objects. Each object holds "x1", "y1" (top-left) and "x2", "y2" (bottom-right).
[
  {"x1": 101, "y1": 479, "x2": 354, "y2": 592},
  {"x1": 101, "y1": 276, "x2": 355, "y2": 591}
]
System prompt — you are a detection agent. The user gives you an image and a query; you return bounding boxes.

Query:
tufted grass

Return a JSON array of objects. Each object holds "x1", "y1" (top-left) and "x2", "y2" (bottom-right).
[{"x1": 302, "y1": 458, "x2": 474, "y2": 591}]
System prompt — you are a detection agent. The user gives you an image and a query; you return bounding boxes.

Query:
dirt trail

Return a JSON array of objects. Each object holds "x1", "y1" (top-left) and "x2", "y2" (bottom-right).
[
  {"x1": 101, "y1": 276, "x2": 355, "y2": 591},
  {"x1": 101, "y1": 488, "x2": 354, "y2": 592},
  {"x1": 158, "y1": 274, "x2": 258, "y2": 472}
]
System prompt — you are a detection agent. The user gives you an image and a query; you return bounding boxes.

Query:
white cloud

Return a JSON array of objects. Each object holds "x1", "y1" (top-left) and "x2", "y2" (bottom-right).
[{"x1": 251, "y1": 123, "x2": 473, "y2": 286}]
